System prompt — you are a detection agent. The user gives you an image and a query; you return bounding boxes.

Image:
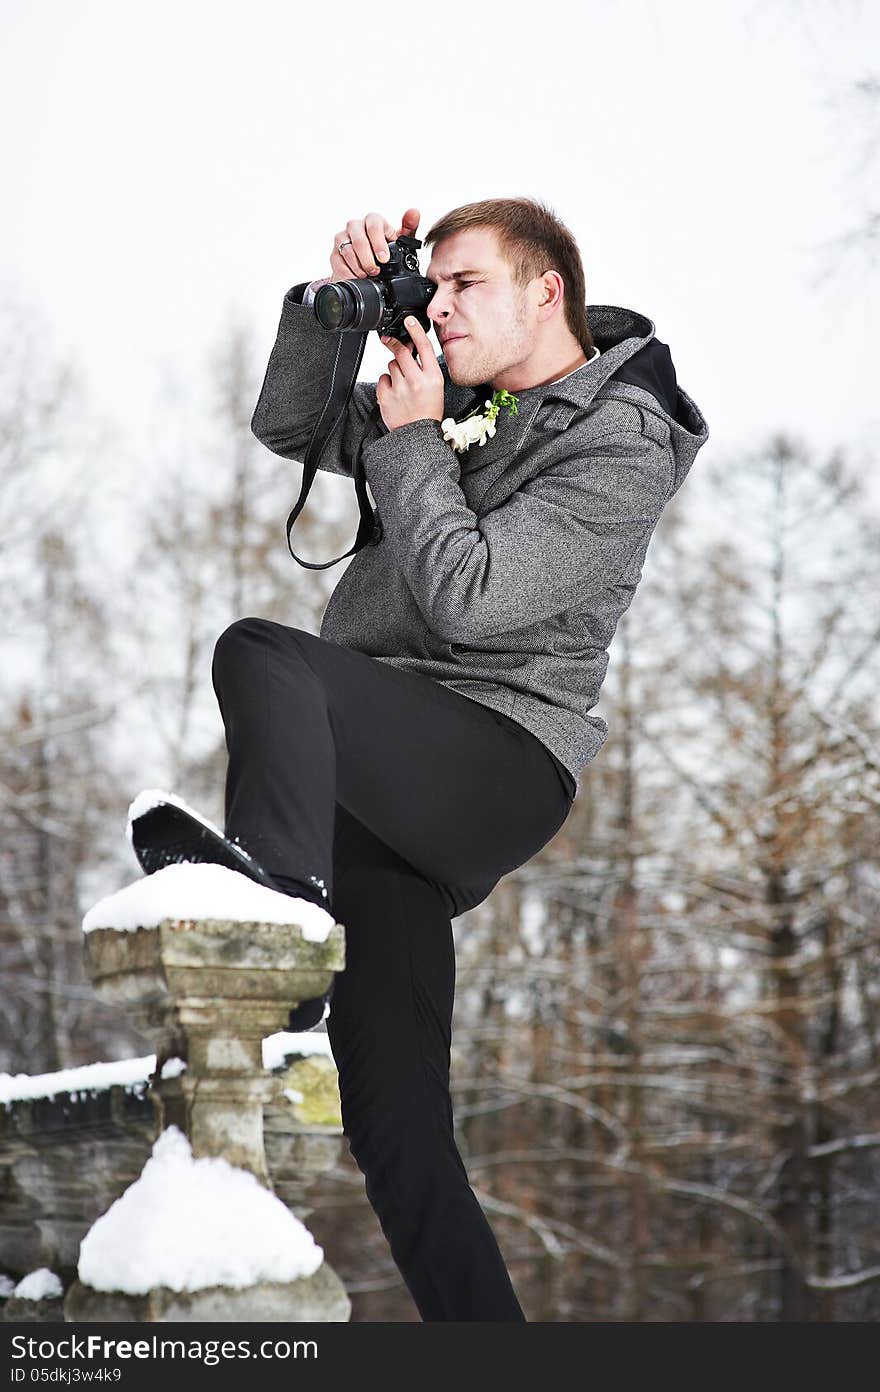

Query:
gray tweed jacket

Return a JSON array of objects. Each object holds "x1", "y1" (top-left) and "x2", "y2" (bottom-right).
[{"x1": 251, "y1": 282, "x2": 709, "y2": 795}]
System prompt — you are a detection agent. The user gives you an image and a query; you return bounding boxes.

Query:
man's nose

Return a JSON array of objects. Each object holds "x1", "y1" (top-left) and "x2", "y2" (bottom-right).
[{"x1": 427, "y1": 288, "x2": 455, "y2": 324}]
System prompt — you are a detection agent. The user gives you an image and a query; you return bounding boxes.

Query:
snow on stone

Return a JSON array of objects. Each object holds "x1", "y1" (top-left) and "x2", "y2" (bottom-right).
[
  {"x1": 0, "y1": 1056, "x2": 186, "y2": 1108},
  {"x1": 0, "y1": 1274, "x2": 16, "y2": 1297},
  {"x1": 262, "y1": 1031, "x2": 333, "y2": 1070},
  {"x1": 77, "y1": 1126, "x2": 323, "y2": 1294},
  {"x1": 82, "y1": 862, "x2": 334, "y2": 941},
  {"x1": 1, "y1": 1035, "x2": 332, "y2": 1108},
  {"x1": 14, "y1": 1269, "x2": 63, "y2": 1300}
]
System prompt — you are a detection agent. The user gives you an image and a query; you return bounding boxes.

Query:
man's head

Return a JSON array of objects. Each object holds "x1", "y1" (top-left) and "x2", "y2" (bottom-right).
[{"x1": 423, "y1": 197, "x2": 594, "y2": 392}]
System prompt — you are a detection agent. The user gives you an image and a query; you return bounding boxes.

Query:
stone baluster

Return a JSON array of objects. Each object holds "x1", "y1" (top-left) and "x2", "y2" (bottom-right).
[{"x1": 64, "y1": 899, "x2": 349, "y2": 1323}]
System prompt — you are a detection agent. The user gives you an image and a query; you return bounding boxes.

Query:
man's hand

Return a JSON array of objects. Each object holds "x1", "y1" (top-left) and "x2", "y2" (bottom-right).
[
  {"x1": 377, "y1": 316, "x2": 445, "y2": 433},
  {"x1": 330, "y1": 208, "x2": 420, "y2": 282}
]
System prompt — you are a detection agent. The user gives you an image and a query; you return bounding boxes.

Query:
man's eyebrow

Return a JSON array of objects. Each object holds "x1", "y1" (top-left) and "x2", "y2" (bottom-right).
[{"x1": 425, "y1": 269, "x2": 483, "y2": 283}]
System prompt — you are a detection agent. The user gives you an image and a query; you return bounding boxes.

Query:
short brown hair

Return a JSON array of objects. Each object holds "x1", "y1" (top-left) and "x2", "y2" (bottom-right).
[{"x1": 423, "y1": 196, "x2": 594, "y2": 356}]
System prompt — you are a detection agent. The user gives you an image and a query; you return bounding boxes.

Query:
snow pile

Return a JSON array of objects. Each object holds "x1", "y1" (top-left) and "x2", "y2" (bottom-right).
[
  {"x1": 82, "y1": 862, "x2": 334, "y2": 941},
  {"x1": 0, "y1": 1274, "x2": 15, "y2": 1297},
  {"x1": 78, "y1": 1126, "x2": 323, "y2": 1294},
  {"x1": 14, "y1": 1269, "x2": 63, "y2": 1300},
  {"x1": 0, "y1": 1056, "x2": 185, "y2": 1108}
]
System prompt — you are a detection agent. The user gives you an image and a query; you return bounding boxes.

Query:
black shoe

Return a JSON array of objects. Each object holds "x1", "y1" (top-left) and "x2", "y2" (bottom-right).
[
  {"x1": 127, "y1": 791, "x2": 337, "y2": 1032},
  {"x1": 127, "y1": 788, "x2": 282, "y2": 890},
  {"x1": 287, "y1": 978, "x2": 335, "y2": 1032},
  {"x1": 270, "y1": 871, "x2": 333, "y2": 916}
]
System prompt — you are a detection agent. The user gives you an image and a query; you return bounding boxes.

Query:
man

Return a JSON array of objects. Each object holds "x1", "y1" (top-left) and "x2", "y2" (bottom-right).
[{"x1": 132, "y1": 198, "x2": 709, "y2": 1321}]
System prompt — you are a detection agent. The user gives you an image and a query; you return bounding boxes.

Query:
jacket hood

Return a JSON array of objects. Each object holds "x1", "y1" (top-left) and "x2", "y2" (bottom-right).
[{"x1": 439, "y1": 304, "x2": 709, "y2": 493}]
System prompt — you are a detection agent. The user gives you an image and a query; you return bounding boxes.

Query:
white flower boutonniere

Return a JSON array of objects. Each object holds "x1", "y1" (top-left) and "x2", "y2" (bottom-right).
[{"x1": 440, "y1": 389, "x2": 519, "y2": 454}]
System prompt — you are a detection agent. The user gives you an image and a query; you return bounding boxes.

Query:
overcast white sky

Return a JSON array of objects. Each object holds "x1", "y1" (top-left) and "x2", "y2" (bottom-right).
[{"x1": 1, "y1": 0, "x2": 877, "y2": 482}]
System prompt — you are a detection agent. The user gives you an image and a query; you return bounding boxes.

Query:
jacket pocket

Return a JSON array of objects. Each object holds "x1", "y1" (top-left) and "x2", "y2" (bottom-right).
[
  {"x1": 448, "y1": 641, "x2": 530, "y2": 671},
  {"x1": 636, "y1": 404, "x2": 671, "y2": 449}
]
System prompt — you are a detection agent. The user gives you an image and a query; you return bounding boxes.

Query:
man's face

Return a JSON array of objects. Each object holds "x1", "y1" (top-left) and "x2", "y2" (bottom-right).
[{"x1": 424, "y1": 228, "x2": 537, "y2": 388}]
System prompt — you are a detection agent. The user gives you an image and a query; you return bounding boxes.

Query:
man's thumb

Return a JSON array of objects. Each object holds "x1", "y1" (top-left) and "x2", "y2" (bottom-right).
[{"x1": 397, "y1": 207, "x2": 420, "y2": 237}]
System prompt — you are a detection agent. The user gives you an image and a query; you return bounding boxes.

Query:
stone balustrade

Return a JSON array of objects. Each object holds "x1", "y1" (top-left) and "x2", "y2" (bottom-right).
[{"x1": 2, "y1": 879, "x2": 350, "y2": 1324}]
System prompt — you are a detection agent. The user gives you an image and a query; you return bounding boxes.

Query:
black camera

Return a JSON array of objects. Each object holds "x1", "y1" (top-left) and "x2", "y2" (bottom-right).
[{"x1": 312, "y1": 234, "x2": 436, "y2": 347}]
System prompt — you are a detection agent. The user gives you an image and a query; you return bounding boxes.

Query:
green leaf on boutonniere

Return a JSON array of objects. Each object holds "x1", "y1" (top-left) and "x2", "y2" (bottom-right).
[{"x1": 492, "y1": 389, "x2": 519, "y2": 418}]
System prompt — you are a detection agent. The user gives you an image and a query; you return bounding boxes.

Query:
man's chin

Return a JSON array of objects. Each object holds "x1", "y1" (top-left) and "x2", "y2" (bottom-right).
[
  {"x1": 438, "y1": 343, "x2": 494, "y2": 389},
  {"x1": 444, "y1": 362, "x2": 483, "y2": 388}
]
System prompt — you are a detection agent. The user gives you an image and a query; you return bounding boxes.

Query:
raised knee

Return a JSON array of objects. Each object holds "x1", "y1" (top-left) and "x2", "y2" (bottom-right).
[
  {"x1": 211, "y1": 616, "x2": 273, "y2": 676},
  {"x1": 213, "y1": 615, "x2": 266, "y2": 653}
]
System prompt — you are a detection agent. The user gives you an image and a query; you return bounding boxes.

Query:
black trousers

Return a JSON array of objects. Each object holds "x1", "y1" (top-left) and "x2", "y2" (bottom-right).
[{"x1": 210, "y1": 617, "x2": 574, "y2": 1322}]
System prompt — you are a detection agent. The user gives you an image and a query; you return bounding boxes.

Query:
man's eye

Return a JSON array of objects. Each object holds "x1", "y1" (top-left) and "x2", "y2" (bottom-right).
[{"x1": 458, "y1": 283, "x2": 474, "y2": 291}]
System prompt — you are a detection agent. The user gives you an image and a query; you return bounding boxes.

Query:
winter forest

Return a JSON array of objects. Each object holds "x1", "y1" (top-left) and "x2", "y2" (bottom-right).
[
  {"x1": 3, "y1": 291, "x2": 879, "y2": 1319},
  {"x1": 2, "y1": 0, "x2": 879, "y2": 1325}
]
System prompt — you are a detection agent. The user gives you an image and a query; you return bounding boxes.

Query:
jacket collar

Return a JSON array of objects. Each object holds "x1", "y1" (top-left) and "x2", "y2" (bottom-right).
[{"x1": 440, "y1": 304, "x2": 707, "y2": 441}]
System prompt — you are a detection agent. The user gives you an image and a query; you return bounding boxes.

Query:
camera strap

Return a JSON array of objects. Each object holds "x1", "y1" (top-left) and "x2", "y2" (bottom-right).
[{"x1": 283, "y1": 328, "x2": 382, "y2": 570}]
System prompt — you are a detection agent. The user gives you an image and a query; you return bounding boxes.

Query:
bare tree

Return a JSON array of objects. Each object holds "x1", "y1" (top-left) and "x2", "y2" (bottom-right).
[{"x1": 118, "y1": 314, "x2": 362, "y2": 824}]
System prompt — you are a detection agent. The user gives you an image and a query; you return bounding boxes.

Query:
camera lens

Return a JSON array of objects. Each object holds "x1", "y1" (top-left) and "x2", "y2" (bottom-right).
[
  {"x1": 314, "y1": 279, "x2": 383, "y2": 332},
  {"x1": 314, "y1": 284, "x2": 347, "y2": 330}
]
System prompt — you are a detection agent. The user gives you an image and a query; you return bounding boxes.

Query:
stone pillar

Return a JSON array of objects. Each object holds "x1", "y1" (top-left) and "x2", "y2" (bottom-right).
[{"x1": 64, "y1": 907, "x2": 349, "y2": 1323}]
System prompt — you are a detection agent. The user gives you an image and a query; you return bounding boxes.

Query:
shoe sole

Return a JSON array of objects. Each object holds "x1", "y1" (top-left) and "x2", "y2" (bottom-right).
[{"x1": 130, "y1": 802, "x2": 280, "y2": 890}]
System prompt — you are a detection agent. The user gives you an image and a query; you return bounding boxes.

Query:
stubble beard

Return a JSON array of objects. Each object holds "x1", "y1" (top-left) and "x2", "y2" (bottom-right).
[{"x1": 446, "y1": 295, "x2": 532, "y2": 389}]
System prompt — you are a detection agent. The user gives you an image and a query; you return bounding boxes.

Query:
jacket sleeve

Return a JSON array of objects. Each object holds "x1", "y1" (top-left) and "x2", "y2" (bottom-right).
[
  {"x1": 302, "y1": 277, "x2": 332, "y2": 304},
  {"x1": 359, "y1": 412, "x2": 676, "y2": 642},
  {"x1": 250, "y1": 283, "x2": 386, "y2": 477}
]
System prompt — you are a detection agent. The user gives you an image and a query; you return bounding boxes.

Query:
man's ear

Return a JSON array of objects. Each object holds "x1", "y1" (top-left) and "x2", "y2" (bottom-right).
[{"x1": 538, "y1": 271, "x2": 564, "y2": 311}]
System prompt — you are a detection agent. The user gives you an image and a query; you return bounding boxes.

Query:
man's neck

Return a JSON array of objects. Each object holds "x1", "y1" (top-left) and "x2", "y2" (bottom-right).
[{"x1": 491, "y1": 342, "x2": 590, "y2": 393}]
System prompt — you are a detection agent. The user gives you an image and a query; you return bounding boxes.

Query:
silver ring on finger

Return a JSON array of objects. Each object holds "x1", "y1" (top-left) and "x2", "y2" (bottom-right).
[{"x1": 336, "y1": 238, "x2": 352, "y2": 254}]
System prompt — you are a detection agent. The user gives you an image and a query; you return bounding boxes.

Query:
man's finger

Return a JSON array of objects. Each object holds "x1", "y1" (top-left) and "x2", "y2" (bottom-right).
[
  {"x1": 397, "y1": 207, "x2": 420, "y2": 238},
  {"x1": 402, "y1": 316, "x2": 438, "y2": 368},
  {"x1": 397, "y1": 348, "x2": 418, "y2": 378},
  {"x1": 381, "y1": 339, "x2": 415, "y2": 381},
  {"x1": 382, "y1": 332, "x2": 418, "y2": 367},
  {"x1": 403, "y1": 315, "x2": 429, "y2": 343}
]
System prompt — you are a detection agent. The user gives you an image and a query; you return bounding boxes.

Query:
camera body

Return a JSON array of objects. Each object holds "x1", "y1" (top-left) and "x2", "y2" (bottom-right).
[{"x1": 312, "y1": 234, "x2": 436, "y2": 347}]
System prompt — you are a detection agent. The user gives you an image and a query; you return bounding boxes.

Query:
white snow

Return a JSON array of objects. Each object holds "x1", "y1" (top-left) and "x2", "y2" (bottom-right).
[
  {"x1": 82, "y1": 861, "x2": 334, "y2": 941},
  {"x1": 262, "y1": 1031, "x2": 333, "y2": 1070},
  {"x1": 0, "y1": 1274, "x2": 15, "y2": 1297},
  {"x1": 1, "y1": 1035, "x2": 333, "y2": 1108},
  {"x1": 0, "y1": 1056, "x2": 186, "y2": 1107},
  {"x1": 77, "y1": 1126, "x2": 324, "y2": 1294},
  {"x1": 14, "y1": 1269, "x2": 63, "y2": 1300}
]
